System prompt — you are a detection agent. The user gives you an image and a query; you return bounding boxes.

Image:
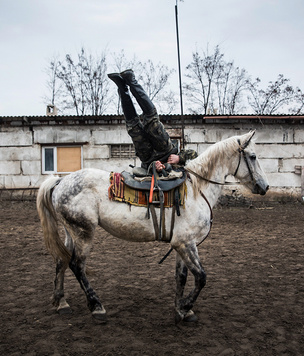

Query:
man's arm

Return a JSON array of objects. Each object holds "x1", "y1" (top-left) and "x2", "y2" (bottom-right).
[
  {"x1": 155, "y1": 149, "x2": 197, "y2": 171},
  {"x1": 178, "y1": 149, "x2": 198, "y2": 165}
]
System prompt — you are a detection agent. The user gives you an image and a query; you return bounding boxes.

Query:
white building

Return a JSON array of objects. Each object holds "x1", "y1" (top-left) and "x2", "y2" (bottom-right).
[{"x1": 0, "y1": 114, "x2": 303, "y2": 202}]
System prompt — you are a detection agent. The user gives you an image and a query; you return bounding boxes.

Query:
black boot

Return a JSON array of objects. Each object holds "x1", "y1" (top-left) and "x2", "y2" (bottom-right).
[
  {"x1": 107, "y1": 72, "x2": 127, "y2": 91},
  {"x1": 120, "y1": 69, "x2": 157, "y2": 117},
  {"x1": 108, "y1": 73, "x2": 154, "y2": 164},
  {"x1": 108, "y1": 73, "x2": 138, "y2": 128}
]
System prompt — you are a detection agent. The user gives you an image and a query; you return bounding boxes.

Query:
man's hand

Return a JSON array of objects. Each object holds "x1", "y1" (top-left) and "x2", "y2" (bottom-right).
[
  {"x1": 167, "y1": 154, "x2": 180, "y2": 165},
  {"x1": 155, "y1": 155, "x2": 180, "y2": 172},
  {"x1": 155, "y1": 161, "x2": 165, "y2": 172}
]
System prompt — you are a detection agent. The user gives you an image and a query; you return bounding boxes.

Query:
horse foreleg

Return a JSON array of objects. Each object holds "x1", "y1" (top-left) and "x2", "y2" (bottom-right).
[
  {"x1": 69, "y1": 249, "x2": 107, "y2": 323},
  {"x1": 174, "y1": 242, "x2": 206, "y2": 323},
  {"x1": 175, "y1": 252, "x2": 188, "y2": 306},
  {"x1": 175, "y1": 253, "x2": 198, "y2": 323}
]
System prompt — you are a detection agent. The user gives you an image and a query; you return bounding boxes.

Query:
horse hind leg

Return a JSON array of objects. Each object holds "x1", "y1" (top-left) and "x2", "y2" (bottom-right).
[
  {"x1": 66, "y1": 223, "x2": 107, "y2": 323},
  {"x1": 53, "y1": 259, "x2": 71, "y2": 314},
  {"x1": 69, "y1": 246, "x2": 107, "y2": 323},
  {"x1": 52, "y1": 228, "x2": 73, "y2": 314}
]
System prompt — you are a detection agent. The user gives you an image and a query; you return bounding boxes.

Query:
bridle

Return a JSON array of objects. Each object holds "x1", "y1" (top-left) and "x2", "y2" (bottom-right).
[
  {"x1": 233, "y1": 138, "x2": 255, "y2": 184},
  {"x1": 185, "y1": 137, "x2": 255, "y2": 187}
]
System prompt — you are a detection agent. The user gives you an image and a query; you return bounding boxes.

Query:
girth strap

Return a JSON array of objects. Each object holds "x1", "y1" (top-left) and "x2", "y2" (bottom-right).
[
  {"x1": 149, "y1": 204, "x2": 176, "y2": 242},
  {"x1": 147, "y1": 162, "x2": 178, "y2": 242}
]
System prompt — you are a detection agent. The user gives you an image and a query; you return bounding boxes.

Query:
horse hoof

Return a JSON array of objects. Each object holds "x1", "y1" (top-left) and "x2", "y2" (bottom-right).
[
  {"x1": 57, "y1": 300, "x2": 72, "y2": 315},
  {"x1": 183, "y1": 310, "x2": 198, "y2": 323},
  {"x1": 57, "y1": 306, "x2": 72, "y2": 315},
  {"x1": 175, "y1": 310, "x2": 184, "y2": 324},
  {"x1": 175, "y1": 310, "x2": 198, "y2": 324},
  {"x1": 92, "y1": 306, "x2": 107, "y2": 323}
]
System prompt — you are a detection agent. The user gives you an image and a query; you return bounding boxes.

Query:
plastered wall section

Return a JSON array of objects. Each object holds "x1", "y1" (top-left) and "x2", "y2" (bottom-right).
[
  {"x1": 0, "y1": 126, "x2": 134, "y2": 189},
  {"x1": 182, "y1": 125, "x2": 304, "y2": 200},
  {"x1": 0, "y1": 124, "x2": 303, "y2": 200}
]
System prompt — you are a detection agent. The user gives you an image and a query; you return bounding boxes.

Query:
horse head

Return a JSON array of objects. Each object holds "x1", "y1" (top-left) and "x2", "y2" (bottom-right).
[{"x1": 234, "y1": 131, "x2": 269, "y2": 195}]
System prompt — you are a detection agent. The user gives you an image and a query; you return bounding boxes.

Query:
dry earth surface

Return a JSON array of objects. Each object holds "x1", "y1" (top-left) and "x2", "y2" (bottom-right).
[{"x1": 0, "y1": 200, "x2": 303, "y2": 355}]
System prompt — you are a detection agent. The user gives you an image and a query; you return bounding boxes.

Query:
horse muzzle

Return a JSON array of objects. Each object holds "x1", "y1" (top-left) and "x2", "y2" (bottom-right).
[{"x1": 252, "y1": 180, "x2": 269, "y2": 195}]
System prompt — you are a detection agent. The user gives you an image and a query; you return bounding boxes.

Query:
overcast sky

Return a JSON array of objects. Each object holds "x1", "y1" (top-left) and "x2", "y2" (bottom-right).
[{"x1": 0, "y1": 0, "x2": 303, "y2": 116}]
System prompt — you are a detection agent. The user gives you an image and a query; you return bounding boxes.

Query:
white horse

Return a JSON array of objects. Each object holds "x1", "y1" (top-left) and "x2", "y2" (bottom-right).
[{"x1": 37, "y1": 131, "x2": 269, "y2": 324}]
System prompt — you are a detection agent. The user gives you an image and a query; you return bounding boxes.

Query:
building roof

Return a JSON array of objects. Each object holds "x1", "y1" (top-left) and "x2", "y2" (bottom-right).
[{"x1": 0, "y1": 114, "x2": 303, "y2": 127}]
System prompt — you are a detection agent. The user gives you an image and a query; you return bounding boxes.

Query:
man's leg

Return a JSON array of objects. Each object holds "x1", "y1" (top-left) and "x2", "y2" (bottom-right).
[
  {"x1": 143, "y1": 116, "x2": 177, "y2": 161},
  {"x1": 120, "y1": 69, "x2": 156, "y2": 116},
  {"x1": 108, "y1": 73, "x2": 153, "y2": 164},
  {"x1": 120, "y1": 70, "x2": 176, "y2": 160}
]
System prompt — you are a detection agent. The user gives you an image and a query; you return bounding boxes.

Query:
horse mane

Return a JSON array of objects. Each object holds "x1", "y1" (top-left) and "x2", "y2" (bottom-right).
[{"x1": 185, "y1": 136, "x2": 240, "y2": 195}]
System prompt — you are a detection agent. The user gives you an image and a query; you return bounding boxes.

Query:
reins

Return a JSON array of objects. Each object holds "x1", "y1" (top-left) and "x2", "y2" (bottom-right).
[
  {"x1": 184, "y1": 167, "x2": 235, "y2": 186},
  {"x1": 188, "y1": 173, "x2": 214, "y2": 247}
]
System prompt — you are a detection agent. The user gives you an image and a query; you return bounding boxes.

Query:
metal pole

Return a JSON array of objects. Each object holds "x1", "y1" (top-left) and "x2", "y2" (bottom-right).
[{"x1": 175, "y1": 1, "x2": 185, "y2": 148}]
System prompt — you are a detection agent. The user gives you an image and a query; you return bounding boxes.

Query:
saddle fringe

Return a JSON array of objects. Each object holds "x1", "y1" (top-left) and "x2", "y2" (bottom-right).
[{"x1": 108, "y1": 172, "x2": 186, "y2": 208}]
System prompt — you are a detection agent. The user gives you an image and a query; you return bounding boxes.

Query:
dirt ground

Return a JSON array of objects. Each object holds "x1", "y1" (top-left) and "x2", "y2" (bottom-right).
[{"x1": 0, "y1": 199, "x2": 303, "y2": 356}]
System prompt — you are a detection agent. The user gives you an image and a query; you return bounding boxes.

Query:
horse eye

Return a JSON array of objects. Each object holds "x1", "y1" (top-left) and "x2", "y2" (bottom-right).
[{"x1": 250, "y1": 154, "x2": 256, "y2": 160}]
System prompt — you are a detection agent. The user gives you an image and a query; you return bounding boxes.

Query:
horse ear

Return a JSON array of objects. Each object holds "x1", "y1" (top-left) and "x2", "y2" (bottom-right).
[
  {"x1": 240, "y1": 130, "x2": 256, "y2": 149},
  {"x1": 248, "y1": 130, "x2": 256, "y2": 140}
]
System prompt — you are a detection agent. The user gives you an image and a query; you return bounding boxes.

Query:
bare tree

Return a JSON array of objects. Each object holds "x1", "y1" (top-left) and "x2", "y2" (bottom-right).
[
  {"x1": 43, "y1": 55, "x2": 63, "y2": 109},
  {"x1": 184, "y1": 45, "x2": 248, "y2": 115},
  {"x1": 136, "y1": 60, "x2": 177, "y2": 114},
  {"x1": 184, "y1": 45, "x2": 223, "y2": 114},
  {"x1": 110, "y1": 52, "x2": 177, "y2": 114},
  {"x1": 81, "y1": 50, "x2": 111, "y2": 115},
  {"x1": 45, "y1": 48, "x2": 176, "y2": 115},
  {"x1": 246, "y1": 74, "x2": 294, "y2": 114},
  {"x1": 112, "y1": 50, "x2": 141, "y2": 74},
  {"x1": 290, "y1": 87, "x2": 304, "y2": 114},
  {"x1": 45, "y1": 48, "x2": 111, "y2": 115},
  {"x1": 54, "y1": 50, "x2": 87, "y2": 115},
  {"x1": 215, "y1": 63, "x2": 248, "y2": 114}
]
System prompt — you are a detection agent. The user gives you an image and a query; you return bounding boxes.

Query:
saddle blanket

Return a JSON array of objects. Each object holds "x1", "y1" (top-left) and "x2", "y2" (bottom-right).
[{"x1": 108, "y1": 172, "x2": 186, "y2": 208}]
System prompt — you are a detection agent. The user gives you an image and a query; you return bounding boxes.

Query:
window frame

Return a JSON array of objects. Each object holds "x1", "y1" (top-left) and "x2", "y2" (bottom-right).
[{"x1": 42, "y1": 145, "x2": 83, "y2": 174}]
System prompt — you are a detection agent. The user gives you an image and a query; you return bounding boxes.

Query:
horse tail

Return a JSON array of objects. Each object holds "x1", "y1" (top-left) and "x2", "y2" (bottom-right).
[{"x1": 37, "y1": 177, "x2": 71, "y2": 264}]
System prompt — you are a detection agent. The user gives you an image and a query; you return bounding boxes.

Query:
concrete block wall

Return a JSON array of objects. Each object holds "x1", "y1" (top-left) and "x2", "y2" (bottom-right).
[
  {"x1": 0, "y1": 128, "x2": 42, "y2": 189},
  {"x1": 183, "y1": 124, "x2": 304, "y2": 201},
  {"x1": 0, "y1": 125, "x2": 136, "y2": 189},
  {"x1": 0, "y1": 119, "x2": 303, "y2": 201}
]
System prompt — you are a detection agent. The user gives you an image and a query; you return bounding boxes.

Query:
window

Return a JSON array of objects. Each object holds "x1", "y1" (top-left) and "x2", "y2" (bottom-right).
[
  {"x1": 42, "y1": 146, "x2": 82, "y2": 174},
  {"x1": 110, "y1": 140, "x2": 180, "y2": 159},
  {"x1": 111, "y1": 144, "x2": 135, "y2": 158}
]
